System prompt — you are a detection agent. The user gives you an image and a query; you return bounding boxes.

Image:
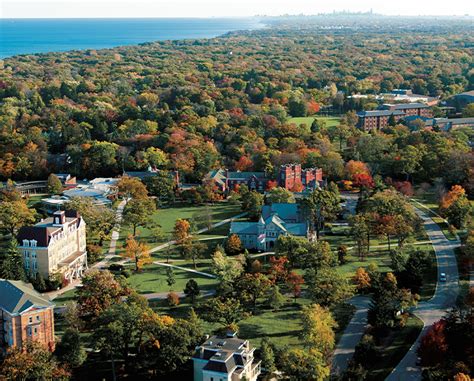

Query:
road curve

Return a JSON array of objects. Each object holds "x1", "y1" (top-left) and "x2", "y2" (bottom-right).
[
  {"x1": 332, "y1": 295, "x2": 372, "y2": 376},
  {"x1": 386, "y1": 207, "x2": 459, "y2": 381}
]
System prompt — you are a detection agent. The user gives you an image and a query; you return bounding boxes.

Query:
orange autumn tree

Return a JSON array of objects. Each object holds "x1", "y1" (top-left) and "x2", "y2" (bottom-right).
[
  {"x1": 345, "y1": 160, "x2": 370, "y2": 179},
  {"x1": 173, "y1": 219, "x2": 191, "y2": 244},
  {"x1": 234, "y1": 155, "x2": 253, "y2": 171},
  {"x1": 124, "y1": 235, "x2": 151, "y2": 271},
  {"x1": 440, "y1": 185, "x2": 465, "y2": 213},
  {"x1": 353, "y1": 267, "x2": 371, "y2": 292}
]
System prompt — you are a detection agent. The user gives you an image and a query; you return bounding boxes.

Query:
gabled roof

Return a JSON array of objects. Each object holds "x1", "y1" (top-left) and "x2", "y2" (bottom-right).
[
  {"x1": 0, "y1": 279, "x2": 53, "y2": 315},
  {"x1": 261, "y1": 203, "x2": 302, "y2": 222},
  {"x1": 230, "y1": 221, "x2": 258, "y2": 235}
]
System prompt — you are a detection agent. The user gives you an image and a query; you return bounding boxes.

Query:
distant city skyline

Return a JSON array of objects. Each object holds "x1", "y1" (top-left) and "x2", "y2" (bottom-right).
[{"x1": 1, "y1": 0, "x2": 473, "y2": 18}]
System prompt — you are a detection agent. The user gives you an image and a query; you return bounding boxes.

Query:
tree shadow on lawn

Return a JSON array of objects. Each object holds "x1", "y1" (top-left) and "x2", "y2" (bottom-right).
[{"x1": 238, "y1": 323, "x2": 301, "y2": 341}]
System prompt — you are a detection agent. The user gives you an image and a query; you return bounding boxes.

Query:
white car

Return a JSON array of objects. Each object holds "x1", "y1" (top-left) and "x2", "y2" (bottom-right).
[{"x1": 439, "y1": 273, "x2": 447, "y2": 282}]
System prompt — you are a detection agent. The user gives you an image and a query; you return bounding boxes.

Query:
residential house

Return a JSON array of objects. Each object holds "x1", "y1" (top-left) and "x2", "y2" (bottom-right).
[
  {"x1": 0, "y1": 279, "x2": 55, "y2": 354},
  {"x1": 230, "y1": 203, "x2": 309, "y2": 251},
  {"x1": 17, "y1": 210, "x2": 87, "y2": 283},
  {"x1": 193, "y1": 333, "x2": 261, "y2": 381}
]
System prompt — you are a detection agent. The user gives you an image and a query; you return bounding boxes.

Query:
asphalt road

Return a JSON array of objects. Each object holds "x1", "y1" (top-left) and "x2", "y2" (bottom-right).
[
  {"x1": 331, "y1": 296, "x2": 372, "y2": 375},
  {"x1": 386, "y1": 207, "x2": 459, "y2": 381}
]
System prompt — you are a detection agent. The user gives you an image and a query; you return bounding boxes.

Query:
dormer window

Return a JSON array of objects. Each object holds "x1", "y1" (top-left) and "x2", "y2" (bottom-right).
[
  {"x1": 31, "y1": 240, "x2": 37, "y2": 247},
  {"x1": 23, "y1": 240, "x2": 29, "y2": 247}
]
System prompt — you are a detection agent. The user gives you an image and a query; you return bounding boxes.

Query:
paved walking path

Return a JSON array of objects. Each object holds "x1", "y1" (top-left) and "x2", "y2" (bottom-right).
[
  {"x1": 143, "y1": 289, "x2": 216, "y2": 301},
  {"x1": 149, "y1": 212, "x2": 247, "y2": 254},
  {"x1": 331, "y1": 296, "x2": 372, "y2": 375},
  {"x1": 152, "y1": 261, "x2": 216, "y2": 278},
  {"x1": 386, "y1": 207, "x2": 460, "y2": 381},
  {"x1": 48, "y1": 208, "x2": 243, "y2": 300}
]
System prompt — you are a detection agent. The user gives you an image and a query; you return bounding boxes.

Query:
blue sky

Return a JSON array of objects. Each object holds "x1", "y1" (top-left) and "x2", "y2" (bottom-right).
[{"x1": 1, "y1": 0, "x2": 473, "y2": 18}]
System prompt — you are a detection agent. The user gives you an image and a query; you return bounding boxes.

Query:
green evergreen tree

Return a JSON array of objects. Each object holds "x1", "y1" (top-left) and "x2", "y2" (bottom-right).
[
  {"x1": 1, "y1": 239, "x2": 27, "y2": 281},
  {"x1": 268, "y1": 285, "x2": 285, "y2": 310}
]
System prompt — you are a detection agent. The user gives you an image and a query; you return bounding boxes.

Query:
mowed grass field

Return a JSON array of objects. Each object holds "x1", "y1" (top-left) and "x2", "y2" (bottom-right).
[
  {"x1": 288, "y1": 116, "x2": 341, "y2": 128},
  {"x1": 116, "y1": 202, "x2": 241, "y2": 254}
]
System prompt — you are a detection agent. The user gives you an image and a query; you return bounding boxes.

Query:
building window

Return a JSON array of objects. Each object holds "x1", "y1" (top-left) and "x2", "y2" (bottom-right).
[
  {"x1": 36, "y1": 316, "x2": 40, "y2": 321},
  {"x1": 23, "y1": 240, "x2": 29, "y2": 247},
  {"x1": 29, "y1": 317, "x2": 33, "y2": 323}
]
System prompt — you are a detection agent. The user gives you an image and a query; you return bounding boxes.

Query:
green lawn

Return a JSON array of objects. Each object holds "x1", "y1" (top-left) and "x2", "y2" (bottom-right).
[
  {"x1": 125, "y1": 264, "x2": 218, "y2": 295},
  {"x1": 288, "y1": 116, "x2": 341, "y2": 128},
  {"x1": 151, "y1": 295, "x2": 354, "y2": 350},
  {"x1": 116, "y1": 202, "x2": 240, "y2": 254},
  {"x1": 366, "y1": 316, "x2": 424, "y2": 380},
  {"x1": 53, "y1": 289, "x2": 77, "y2": 306}
]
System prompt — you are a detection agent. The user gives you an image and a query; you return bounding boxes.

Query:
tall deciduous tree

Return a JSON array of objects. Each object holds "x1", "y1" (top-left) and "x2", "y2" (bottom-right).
[
  {"x1": 47, "y1": 173, "x2": 63, "y2": 195},
  {"x1": 117, "y1": 176, "x2": 148, "y2": 199},
  {"x1": 123, "y1": 197, "x2": 156, "y2": 236},
  {"x1": 123, "y1": 235, "x2": 151, "y2": 271},
  {"x1": 0, "y1": 341, "x2": 70, "y2": 381},
  {"x1": 305, "y1": 267, "x2": 353, "y2": 308},
  {"x1": 0, "y1": 200, "x2": 35, "y2": 236},
  {"x1": 300, "y1": 304, "x2": 337, "y2": 359},
  {"x1": 77, "y1": 270, "x2": 130, "y2": 319}
]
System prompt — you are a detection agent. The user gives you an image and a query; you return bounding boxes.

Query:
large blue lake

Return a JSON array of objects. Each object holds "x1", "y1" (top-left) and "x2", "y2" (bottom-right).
[{"x1": 0, "y1": 18, "x2": 265, "y2": 58}]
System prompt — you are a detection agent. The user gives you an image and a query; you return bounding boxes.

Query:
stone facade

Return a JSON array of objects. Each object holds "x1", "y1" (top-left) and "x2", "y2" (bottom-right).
[{"x1": 17, "y1": 210, "x2": 87, "y2": 283}]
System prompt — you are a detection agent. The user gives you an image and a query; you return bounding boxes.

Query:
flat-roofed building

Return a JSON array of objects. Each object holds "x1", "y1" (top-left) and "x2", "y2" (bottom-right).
[
  {"x1": 17, "y1": 210, "x2": 87, "y2": 283},
  {"x1": 356, "y1": 110, "x2": 405, "y2": 130}
]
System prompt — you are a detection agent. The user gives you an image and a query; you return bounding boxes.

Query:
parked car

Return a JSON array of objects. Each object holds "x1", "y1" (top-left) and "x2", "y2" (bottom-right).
[{"x1": 439, "y1": 272, "x2": 447, "y2": 282}]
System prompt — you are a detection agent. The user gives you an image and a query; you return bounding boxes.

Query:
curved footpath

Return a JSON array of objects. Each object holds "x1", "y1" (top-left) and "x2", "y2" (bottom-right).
[
  {"x1": 331, "y1": 296, "x2": 372, "y2": 375},
  {"x1": 386, "y1": 207, "x2": 460, "y2": 381}
]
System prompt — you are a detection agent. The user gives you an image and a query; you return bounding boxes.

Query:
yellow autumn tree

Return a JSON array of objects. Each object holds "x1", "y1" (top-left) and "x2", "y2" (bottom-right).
[
  {"x1": 353, "y1": 267, "x2": 371, "y2": 292},
  {"x1": 300, "y1": 304, "x2": 337, "y2": 360},
  {"x1": 124, "y1": 235, "x2": 151, "y2": 271}
]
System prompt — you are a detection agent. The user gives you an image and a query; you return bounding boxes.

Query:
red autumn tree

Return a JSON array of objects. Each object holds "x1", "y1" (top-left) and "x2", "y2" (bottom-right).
[
  {"x1": 393, "y1": 181, "x2": 414, "y2": 196},
  {"x1": 286, "y1": 271, "x2": 304, "y2": 300},
  {"x1": 268, "y1": 256, "x2": 290, "y2": 283},
  {"x1": 307, "y1": 100, "x2": 320, "y2": 115},
  {"x1": 266, "y1": 180, "x2": 278, "y2": 191},
  {"x1": 352, "y1": 173, "x2": 374, "y2": 189},
  {"x1": 235, "y1": 155, "x2": 253, "y2": 171},
  {"x1": 417, "y1": 320, "x2": 448, "y2": 366}
]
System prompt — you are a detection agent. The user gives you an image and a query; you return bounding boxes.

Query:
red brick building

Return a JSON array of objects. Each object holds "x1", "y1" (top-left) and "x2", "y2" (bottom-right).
[
  {"x1": 357, "y1": 110, "x2": 405, "y2": 130},
  {"x1": 357, "y1": 102, "x2": 433, "y2": 131},
  {"x1": 381, "y1": 103, "x2": 433, "y2": 118},
  {"x1": 278, "y1": 164, "x2": 323, "y2": 191},
  {"x1": 0, "y1": 280, "x2": 55, "y2": 354}
]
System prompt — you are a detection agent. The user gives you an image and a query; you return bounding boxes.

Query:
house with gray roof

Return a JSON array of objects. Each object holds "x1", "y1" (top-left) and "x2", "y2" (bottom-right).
[
  {"x1": 0, "y1": 279, "x2": 55, "y2": 353},
  {"x1": 230, "y1": 203, "x2": 309, "y2": 251},
  {"x1": 193, "y1": 333, "x2": 261, "y2": 381}
]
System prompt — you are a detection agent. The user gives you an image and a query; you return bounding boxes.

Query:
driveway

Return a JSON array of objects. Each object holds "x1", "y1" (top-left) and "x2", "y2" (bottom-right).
[
  {"x1": 386, "y1": 207, "x2": 459, "y2": 381},
  {"x1": 331, "y1": 296, "x2": 371, "y2": 375}
]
